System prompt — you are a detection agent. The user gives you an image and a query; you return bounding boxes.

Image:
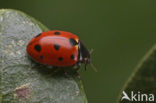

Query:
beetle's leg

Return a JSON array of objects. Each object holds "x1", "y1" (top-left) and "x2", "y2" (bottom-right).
[
  {"x1": 46, "y1": 67, "x2": 61, "y2": 77},
  {"x1": 72, "y1": 63, "x2": 81, "y2": 78},
  {"x1": 63, "y1": 68, "x2": 71, "y2": 78},
  {"x1": 74, "y1": 62, "x2": 81, "y2": 71}
]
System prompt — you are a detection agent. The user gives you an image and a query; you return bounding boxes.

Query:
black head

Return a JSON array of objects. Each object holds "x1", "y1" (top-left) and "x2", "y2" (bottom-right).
[{"x1": 78, "y1": 40, "x2": 91, "y2": 70}]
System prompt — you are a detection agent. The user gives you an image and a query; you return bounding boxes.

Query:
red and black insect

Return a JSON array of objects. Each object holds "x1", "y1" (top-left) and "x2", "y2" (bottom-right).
[{"x1": 26, "y1": 30, "x2": 95, "y2": 70}]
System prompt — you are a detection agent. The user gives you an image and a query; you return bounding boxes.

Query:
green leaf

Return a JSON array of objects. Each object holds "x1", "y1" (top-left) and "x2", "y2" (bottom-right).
[
  {"x1": 0, "y1": 9, "x2": 88, "y2": 103},
  {"x1": 117, "y1": 45, "x2": 156, "y2": 103}
]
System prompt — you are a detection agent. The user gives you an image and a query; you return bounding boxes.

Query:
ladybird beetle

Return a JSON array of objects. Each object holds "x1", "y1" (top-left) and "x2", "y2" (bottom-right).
[{"x1": 26, "y1": 30, "x2": 91, "y2": 70}]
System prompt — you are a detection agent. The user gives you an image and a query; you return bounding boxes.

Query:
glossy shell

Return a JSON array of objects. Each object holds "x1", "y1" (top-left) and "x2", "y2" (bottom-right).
[{"x1": 26, "y1": 30, "x2": 79, "y2": 67}]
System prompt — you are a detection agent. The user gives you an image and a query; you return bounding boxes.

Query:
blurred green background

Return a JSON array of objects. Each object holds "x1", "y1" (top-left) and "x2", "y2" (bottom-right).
[{"x1": 0, "y1": 0, "x2": 156, "y2": 103}]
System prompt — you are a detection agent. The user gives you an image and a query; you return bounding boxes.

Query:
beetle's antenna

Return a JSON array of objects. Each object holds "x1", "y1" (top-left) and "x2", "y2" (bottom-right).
[
  {"x1": 90, "y1": 63, "x2": 98, "y2": 72},
  {"x1": 89, "y1": 49, "x2": 97, "y2": 72},
  {"x1": 90, "y1": 49, "x2": 94, "y2": 54}
]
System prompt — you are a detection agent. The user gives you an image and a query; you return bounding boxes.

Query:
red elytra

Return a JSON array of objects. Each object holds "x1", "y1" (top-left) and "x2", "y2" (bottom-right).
[{"x1": 26, "y1": 30, "x2": 90, "y2": 69}]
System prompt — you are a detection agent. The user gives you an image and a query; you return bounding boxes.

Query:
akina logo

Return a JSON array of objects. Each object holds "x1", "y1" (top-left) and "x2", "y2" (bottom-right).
[{"x1": 121, "y1": 91, "x2": 154, "y2": 102}]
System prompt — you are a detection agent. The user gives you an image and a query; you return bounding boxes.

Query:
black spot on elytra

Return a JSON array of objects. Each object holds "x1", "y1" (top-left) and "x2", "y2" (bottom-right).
[
  {"x1": 58, "y1": 57, "x2": 63, "y2": 61},
  {"x1": 54, "y1": 32, "x2": 60, "y2": 35},
  {"x1": 34, "y1": 44, "x2": 41, "y2": 52},
  {"x1": 40, "y1": 55, "x2": 43, "y2": 59},
  {"x1": 69, "y1": 38, "x2": 78, "y2": 46},
  {"x1": 35, "y1": 33, "x2": 42, "y2": 38},
  {"x1": 54, "y1": 44, "x2": 60, "y2": 50},
  {"x1": 71, "y1": 54, "x2": 75, "y2": 60}
]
